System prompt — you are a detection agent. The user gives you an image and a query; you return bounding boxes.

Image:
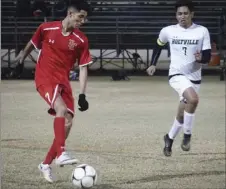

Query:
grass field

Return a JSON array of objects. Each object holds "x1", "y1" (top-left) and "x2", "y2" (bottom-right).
[{"x1": 1, "y1": 76, "x2": 225, "y2": 189}]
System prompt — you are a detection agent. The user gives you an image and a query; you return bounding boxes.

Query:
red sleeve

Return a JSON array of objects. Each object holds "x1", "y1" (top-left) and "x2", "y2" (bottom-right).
[
  {"x1": 31, "y1": 24, "x2": 44, "y2": 49},
  {"x1": 78, "y1": 37, "x2": 93, "y2": 67}
]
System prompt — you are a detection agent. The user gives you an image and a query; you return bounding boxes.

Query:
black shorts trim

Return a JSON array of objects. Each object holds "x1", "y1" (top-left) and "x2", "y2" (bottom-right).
[{"x1": 168, "y1": 74, "x2": 201, "y2": 84}]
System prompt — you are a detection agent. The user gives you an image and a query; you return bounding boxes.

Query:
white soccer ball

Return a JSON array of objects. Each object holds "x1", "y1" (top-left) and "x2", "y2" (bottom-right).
[{"x1": 71, "y1": 164, "x2": 97, "y2": 188}]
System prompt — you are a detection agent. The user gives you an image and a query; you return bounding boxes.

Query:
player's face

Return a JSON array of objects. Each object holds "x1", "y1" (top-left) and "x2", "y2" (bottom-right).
[
  {"x1": 176, "y1": 6, "x2": 193, "y2": 28},
  {"x1": 68, "y1": 10, "x2": 88, "y2": 28}
]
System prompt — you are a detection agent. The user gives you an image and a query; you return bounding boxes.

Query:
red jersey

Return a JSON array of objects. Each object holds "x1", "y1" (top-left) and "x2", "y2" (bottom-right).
[{"x1": 31, "y1": 21, "x2": 92, "y2": 88}]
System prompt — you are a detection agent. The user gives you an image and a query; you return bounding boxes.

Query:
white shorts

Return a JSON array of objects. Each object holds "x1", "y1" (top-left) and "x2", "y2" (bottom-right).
[{"x1": 169, "y1": 75, "x2": 201, "y2": 101}]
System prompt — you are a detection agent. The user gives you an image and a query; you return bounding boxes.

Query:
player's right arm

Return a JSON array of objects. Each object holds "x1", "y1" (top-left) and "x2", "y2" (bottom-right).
[
  {"x1": 147, "y1": 27, "x2": 168, "y2": 76},
  {"x1": 18, "y1": 41, "x2": 34, "y2": 63},
  {"x1": 14, "y1": 24, "x2": 44, "y2": 75}
]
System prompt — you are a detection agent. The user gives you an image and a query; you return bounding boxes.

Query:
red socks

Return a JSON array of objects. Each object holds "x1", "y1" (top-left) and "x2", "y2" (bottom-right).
[
  {"x1": 43, "y1": 139, "x2": 57, "y2": 164},
  {"x1": 54, "y1": 117, "x2": 66, "y2": 157},
  {"x1": 43, "y1": 117, "x2": 66, "y2": 164}
]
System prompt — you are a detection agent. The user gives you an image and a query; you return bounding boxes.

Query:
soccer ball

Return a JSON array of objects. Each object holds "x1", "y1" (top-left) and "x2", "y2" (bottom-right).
[{"x1": 71, "y1": 164, "x2": 97, "y2": 188}]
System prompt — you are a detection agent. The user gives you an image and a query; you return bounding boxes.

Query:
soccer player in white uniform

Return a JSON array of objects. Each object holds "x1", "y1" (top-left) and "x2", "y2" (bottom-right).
[{"x1": 147, "y1": 0, "x2": 211, "y2": 156}]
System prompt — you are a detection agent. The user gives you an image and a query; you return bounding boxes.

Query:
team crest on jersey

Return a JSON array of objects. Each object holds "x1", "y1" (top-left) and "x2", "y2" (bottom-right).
[{"x1": 68, "y1": 39, "x2": 77, "y2": 50}]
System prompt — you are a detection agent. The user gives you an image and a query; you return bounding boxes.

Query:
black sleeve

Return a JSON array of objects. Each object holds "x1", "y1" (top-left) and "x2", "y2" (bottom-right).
[
  {"x1": 200, "y1": 49, "x2": 211, "y2": 64},
  {"x1": 150, "y1": 41, "x2": 165, "y2": 66}
]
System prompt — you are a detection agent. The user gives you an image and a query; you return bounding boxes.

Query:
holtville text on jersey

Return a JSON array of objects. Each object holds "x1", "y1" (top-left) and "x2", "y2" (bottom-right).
[{"x1": 172, "y1": 39, "x2": 199, "y2": 45}]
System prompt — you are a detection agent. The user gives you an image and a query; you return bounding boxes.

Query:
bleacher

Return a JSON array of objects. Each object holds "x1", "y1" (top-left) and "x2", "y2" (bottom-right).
[
  {"x1": 2, "y1": 0, "x2": 225, "y2": 48},
  {"x1": 1, "y1": 0, "x2": 226, "y2": 77},
  {"x1": 86, "y1": 0, "x2": 225, "y2": 49}
]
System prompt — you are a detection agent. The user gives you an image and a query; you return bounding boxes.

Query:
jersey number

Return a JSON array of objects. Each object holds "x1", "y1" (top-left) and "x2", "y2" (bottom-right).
[
  {"x1": 45, "y1": 92, "x2": 51, "y2": 103},
  {"x1": 182, "y1": 47, "x2": 187, "y2": 55}
]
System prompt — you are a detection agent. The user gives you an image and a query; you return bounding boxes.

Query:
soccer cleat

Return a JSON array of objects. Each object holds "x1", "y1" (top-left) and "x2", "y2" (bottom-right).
[
  {"x1": 55, "y1": 151, "x2": 78, "y2": 167},
  {"x1": 163, "y1": 134, "x2": 174, "y2": 157},
  {"x1": 181, "y1": 134, "x2": 191, "y2": 151},
  {"x1": 38, "y1": 163, "x2": 54, "y2": 183}
]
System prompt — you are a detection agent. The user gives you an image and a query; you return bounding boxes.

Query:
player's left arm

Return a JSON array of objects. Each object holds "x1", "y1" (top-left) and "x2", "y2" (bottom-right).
[
  {"x1": 195, "y1": 28, "x2": 211, "y2": 64},
  {"x1": 78, "y1": 37, "x2": 93, "y2": 111}
]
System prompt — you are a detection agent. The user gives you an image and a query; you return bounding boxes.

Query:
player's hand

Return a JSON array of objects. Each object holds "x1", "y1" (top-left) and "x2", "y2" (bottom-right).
[
  {"x1": 194, "y1": 51, "x2": 202, "y2": 62},
  {"x1": 146, "y1": 65, "x2": 156, "y2": 76},
  {"x1": 78, "y1": 94, "x2": 89, "y2": 111},
  {"x1": 9, "y1": 51, "x2": 25, "y2": 78},
  {"x1": 9, "y1": 61, "x2": 24, "y2": 78}
]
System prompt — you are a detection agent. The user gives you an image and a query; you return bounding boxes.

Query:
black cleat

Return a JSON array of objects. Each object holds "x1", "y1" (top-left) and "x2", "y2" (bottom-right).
[
  {"x1": 181, "y1": 134, "x2": 191, "y2": 151},
  {"x1": 163, "y1": 134, "x2": 173, "y2": 157}
]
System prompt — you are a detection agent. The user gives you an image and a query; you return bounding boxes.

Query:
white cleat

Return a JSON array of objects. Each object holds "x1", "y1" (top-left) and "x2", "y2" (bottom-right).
[
  {"x1": 38, "y1": 163, "x2": 54, "y2": 183},
  {"x1": 55, "y1": 151, "x2": 78, "y2": 167}
]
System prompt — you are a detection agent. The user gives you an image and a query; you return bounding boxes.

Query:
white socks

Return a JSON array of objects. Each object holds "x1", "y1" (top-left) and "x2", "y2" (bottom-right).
[
  {"x1": 183, "y1": 111, "x2": 195, "y2": 135},
  {"x1": 168, "y1": 111, "x2": 195, "y2": 139},
  {"x1": 168, "y1": 118, "x2": 183, "y2": 139}
]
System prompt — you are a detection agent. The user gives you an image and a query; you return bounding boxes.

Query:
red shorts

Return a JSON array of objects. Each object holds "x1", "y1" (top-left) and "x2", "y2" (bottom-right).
[{"x1": 37, "y1": 83, "x2": 75, "y2": 117}]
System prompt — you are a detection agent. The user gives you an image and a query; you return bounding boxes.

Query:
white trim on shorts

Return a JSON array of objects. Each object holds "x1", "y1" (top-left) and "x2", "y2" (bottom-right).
[
  {"x1": 67, "y1": 108, "x2": 74, "y2": 115},
  {"x1": 51, "y1": 84, "x2": 59, "y2": 108}
]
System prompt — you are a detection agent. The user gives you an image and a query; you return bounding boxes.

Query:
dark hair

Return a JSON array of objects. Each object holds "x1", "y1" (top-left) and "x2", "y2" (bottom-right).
[
  {"x1": 175, "y1": 0, "x2": 194, "y2": 12},
  {"x1": 68, "y1": 1, "x2": 91, "y2": 15}
]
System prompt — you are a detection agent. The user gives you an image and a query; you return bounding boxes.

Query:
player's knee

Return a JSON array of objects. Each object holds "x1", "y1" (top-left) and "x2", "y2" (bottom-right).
[
  {"x1": 188, "y1": 96, "x2": 199, "y2": 105},
  {"x1": 55, "y1": 105, "x2": 67, "y2": 116}
]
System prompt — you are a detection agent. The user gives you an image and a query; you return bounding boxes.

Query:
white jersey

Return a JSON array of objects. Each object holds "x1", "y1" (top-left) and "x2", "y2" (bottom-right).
[{"x1": 158, "y1": 23, "x2": 211, "y2": 80}]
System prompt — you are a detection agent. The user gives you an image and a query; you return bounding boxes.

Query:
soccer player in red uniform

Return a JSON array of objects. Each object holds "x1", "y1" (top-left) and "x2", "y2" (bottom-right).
[{"x1": 14, "y1": 1, "x2": 92, "y2": 183}]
